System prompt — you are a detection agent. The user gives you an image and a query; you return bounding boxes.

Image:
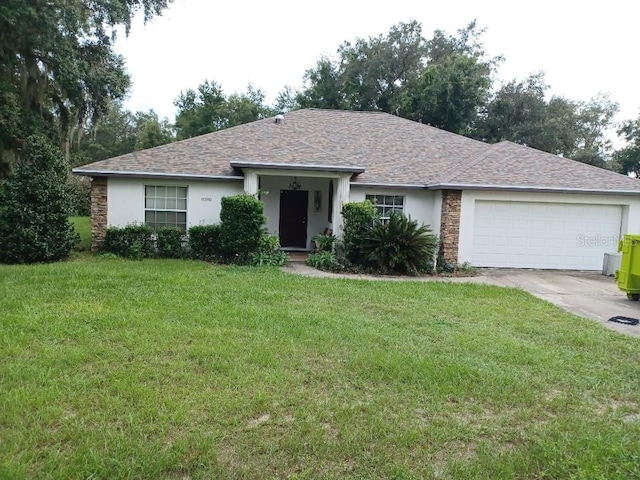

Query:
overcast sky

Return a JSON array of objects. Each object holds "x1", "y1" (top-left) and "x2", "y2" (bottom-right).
[{"x1": 115, "y1": 0, "x2": 639, "y2": 132}]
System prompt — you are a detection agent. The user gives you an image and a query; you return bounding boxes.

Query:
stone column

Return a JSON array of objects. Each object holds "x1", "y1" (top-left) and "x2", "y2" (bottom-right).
[
  {"x1": 244, "y1": 171, "x2": 259, "y2": 195},
  {"x1": 90, "y1": 177, "x2": 108, "y2": 251},
  {"x1": 332, "y1": 174, "x2": 351, "y2": 238},
  {"x1": 439, "y1": 190, "x2": 462, "y2": 265}
]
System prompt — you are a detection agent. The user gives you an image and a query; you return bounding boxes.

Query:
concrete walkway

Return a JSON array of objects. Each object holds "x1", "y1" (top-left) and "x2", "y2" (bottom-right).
[{"x1": 282, "y1": 262, "x2": 640, "y2": 337}]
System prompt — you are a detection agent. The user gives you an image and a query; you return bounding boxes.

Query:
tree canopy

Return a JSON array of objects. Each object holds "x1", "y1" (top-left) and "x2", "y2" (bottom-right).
[
  {"x1": 615, "y1": 115, "x2": 640, "y2": 177},
  {"x1": 293, "y1": 21, "x2": 498, "y2": 135},
  {"x1": 174, "y1": 82, "x2": 274, "y2": 140},
  {"x1": 70, "y1": 102, "x2": 174, "y2": 167},
  {"x1": 474, "y1": 74, "x2": 618, "y2": 167},
  {"x1": 0, "y1": 0, "x2": 172, "y2": 175}
]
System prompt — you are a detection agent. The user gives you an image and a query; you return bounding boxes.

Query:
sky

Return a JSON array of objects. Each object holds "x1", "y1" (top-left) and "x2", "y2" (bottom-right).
[{"x1": 114, "y1": 0, "x2": 639, "y2": 133}]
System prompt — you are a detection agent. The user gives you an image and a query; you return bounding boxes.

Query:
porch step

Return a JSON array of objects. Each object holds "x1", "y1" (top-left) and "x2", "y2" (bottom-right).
[{"x1": 287, "y1": 252, "x2": 310, "y2": 263}]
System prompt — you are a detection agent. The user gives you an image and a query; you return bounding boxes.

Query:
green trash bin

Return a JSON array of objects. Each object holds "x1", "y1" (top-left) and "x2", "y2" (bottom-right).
[{"x1": 615, "y1": 234, "x2": 640, "y2": 301}]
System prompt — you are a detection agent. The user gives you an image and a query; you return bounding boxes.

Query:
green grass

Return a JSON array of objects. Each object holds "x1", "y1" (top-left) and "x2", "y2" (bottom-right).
[
  {"x1": 1, "y1": 258, "x2": 640, "y2": 479},
  {"x1": 70, "y1": 216, "x2": 91, "y2": 251}
]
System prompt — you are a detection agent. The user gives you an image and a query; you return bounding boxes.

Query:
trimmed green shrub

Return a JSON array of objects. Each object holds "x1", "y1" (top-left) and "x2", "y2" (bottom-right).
[
  {"x1": 307, "y1": 251, "x2": 344, "y2": 272},
  {"x1": 312, "y1": 232, "x2": 336, "y2": 252},
  {"x1": 67, "y1": 174, "x2": 91, "y2": 216},
  {"x1": 249, "y1": 233, "x2": 288, "y2": 266},
  {"x1": 341, "y1": 200, "x2": 379, "y2": 264},
  {"x1": 157, "y1": 226, "x2": 185, "y2": 258},
  {"x1": 362, "y1": 212, "x2": 437, "y2": 275},
  {"x1": 188, "y1": 224, "x2": 223, "y2": 261},
  {"x1": 220, "y1": 194, "x2": 265, "y2": 263},
  {"x1": 102, "y1": 224, "x2": 155, "y2": 259},
  {"x1": 0, "y1": 135, "x2": 79, "y2": 264}
]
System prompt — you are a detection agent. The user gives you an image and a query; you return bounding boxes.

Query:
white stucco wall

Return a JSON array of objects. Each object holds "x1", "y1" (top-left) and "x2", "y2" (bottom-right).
[
  {"x1": 457, "y1": 190, "x2": 640, "y2": 264},
  {"x1": 260, "y1": 175, "x2": 332, "y2": 250},
  {"x1": 106, "y1": 177, "x2": 244, "y2": 228},
  {"x1": 349, "y1": 186, "x2": 440, "y2": 232}
]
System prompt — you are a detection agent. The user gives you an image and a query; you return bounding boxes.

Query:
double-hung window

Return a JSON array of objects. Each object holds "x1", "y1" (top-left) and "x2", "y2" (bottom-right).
[
  {"x1": 365, "y1": 194, "x2": 404, "y2": 223},
  {"x1": 145, "y1": 185, "x2": 187, "y2": 231}
]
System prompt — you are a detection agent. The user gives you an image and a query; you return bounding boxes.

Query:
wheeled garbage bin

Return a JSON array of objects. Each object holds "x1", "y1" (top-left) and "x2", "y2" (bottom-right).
[{"x1": 615, "y1": 234, "x2": 640, "y2": 301}]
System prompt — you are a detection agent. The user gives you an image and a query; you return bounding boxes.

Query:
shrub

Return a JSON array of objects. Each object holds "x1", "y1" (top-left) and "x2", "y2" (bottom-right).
[
  {"x1": 249, "y1": 233, "x2": 288, "y2": 266},
  {"x1": 188, "y1": 224, "x2": 223, "y2": 261},
  {"x1": 67, "y1": 174, "x2": 91, "y2": 216},
  {"x1": 312, "y1": 233, "x2": 336, "y2": 252},
  {"x1": 307, "y1": 251, "x2": 344, "y2": 272},
  {"x1": 362, "y1": 212, "x2": 437, "y2": 275},
  {"x1": 157, "y1": 226, "x2": 185, "y2": 258},
  {"x1": 341, "y1": 200, "x2": 379, "y2": 264},
  {"x1": 220, "y1": 194, "x2": 265, "y2": 263},
  {"x1": 102, "y1": 224, "x2": 155, "y2": 259},
  {"x1": 0, "y1": 136, "x2": 79, "y2": 264}
]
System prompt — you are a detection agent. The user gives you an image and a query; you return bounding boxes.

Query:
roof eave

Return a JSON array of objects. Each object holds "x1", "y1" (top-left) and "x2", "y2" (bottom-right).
[
  {"x1": 230, "y1": 160, "x2": 365, "y2": 174},
  {"x1": 428, "y1": 183, "x2": 640, "y2": 196},
  {"x1": 351, "y1": 181, "x2": 426, "y2": 189},
  {"x1": 72, "y1": 168, "x2": 243, "y2": 181}
]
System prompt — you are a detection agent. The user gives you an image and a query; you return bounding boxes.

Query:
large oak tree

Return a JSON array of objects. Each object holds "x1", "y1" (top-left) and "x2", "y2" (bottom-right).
[{"x1": 0, "y1": 0, "x2": 172, "y2": 175}]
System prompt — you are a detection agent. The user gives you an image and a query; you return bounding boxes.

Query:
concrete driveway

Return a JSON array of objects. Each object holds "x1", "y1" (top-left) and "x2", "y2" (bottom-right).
[
  {"x1": 283, "y1": 262, "x2": 640, "y2": 337},
  {"x1": 479, "y1": 269, "x2": 640, "y2": 337}
]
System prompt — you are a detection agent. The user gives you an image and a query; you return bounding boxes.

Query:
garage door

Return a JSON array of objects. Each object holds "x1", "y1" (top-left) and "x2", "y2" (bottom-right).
[{"x1": 472, "y1": 201, "x2": 622, "y2": 270}]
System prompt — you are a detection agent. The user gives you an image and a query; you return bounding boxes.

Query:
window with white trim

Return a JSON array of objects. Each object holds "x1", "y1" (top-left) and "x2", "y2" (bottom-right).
[
  {"x1": 365, "y1": 194, "x2": 404, "y2": 223},
  {"x1": 144, "y1": 185, "x2": 187, "y2": 231}
]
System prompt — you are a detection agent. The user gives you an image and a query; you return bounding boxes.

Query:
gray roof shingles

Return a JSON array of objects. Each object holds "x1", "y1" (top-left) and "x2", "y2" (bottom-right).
[{"x1": 73, "y1": 109, "x2": 640, "y2": 194}]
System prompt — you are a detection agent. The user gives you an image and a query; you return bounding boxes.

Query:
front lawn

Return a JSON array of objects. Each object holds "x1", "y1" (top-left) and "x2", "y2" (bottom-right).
[{"x1": 1, "y1": 258, "x2": 639, "y2": 479}]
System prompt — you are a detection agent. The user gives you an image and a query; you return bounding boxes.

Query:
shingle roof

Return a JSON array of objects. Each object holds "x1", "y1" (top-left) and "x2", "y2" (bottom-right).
[{"x1": 73, "y1": 108, "x2": 640, "y2": 194}]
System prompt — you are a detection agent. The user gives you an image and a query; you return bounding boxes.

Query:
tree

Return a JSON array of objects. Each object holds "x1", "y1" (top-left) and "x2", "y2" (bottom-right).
[
  {"x1": 337, "y1": 21, "x2": 427, "y2": 112},
  {"x1": 475, "y1": 73, "x2": 550, "y2": 148},
  {"x1": 174, "y1": 82, "x2": 273, "y2": 140},
  {"x1": 476, "y1": 73, "x2": 618, "y2": 167},
  {"x1": 70, "y1": 102, "x2": 174, "y2": 166},
  {"x1": 70, "y1": 101, "x2": 137, "y2": 167},
  {"x1": 0, "y1": 0, "x2": 172, "y2": 174},
  {"x1": 294, "y1": 20, "x2": 496, "y2": 134},
  {"x1": 614, "y1": 114, "x2": 640, "y2": 177},
  {"x1": 275, "y1": 85, "x2": 299, "y2": 113},
  {"x1": 134, "y1": 110, "x2": 174, "y2": 150},
  {"x1": 296, "y1": 57, "x2": 345, "y2": 110},
  {"x1": 400, "y1": 21, "x2": 497, "y2": 133},
  {"x1": 571, "y1": 94, "x2": 618, "y2": 168},
  {"x1": 0, "y1": 136, "x2": 78, "y2": 264}
]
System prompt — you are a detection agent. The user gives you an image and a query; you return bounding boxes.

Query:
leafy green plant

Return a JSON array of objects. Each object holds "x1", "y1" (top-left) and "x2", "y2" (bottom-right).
[
  {"x1": 188, "y1": 224, "x2": 223, "y2": 261},
  {"x1": 312, "y1": 233, "x2": 336, "y2": 252},
  {"x1": 220, "y1": 194, "x2": 265, "y2": 263},
  {"x1": 249, "y1": 233, "x2": 288, "y2": 266},
  {"x1": 362, "y1": 212, "x2": 437, "y2": 275},
  {"x1": 0, "y1": 136, "x2": 79, "y2": 264},
  {"x1": 306, "y1": 251, "x2": 344, "y2": 271},
  {"x1": 341, "y1": 200, "x2": 379, "y2": 265},
  {"x1": 102, "y1": 224, "x2": 155, "y2": 260},
  {"x1": 156, "y1": 226, "x2": 185, "y2": 258}
]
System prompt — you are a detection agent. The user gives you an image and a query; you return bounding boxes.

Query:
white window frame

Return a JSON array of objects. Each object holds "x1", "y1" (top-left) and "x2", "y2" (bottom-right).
[
  {"x1": 365, "y1": 194, "x2": 405, "y2": 223},
  {"x1": 144, "y1": 185, "x2": 188, "y2": 231}
]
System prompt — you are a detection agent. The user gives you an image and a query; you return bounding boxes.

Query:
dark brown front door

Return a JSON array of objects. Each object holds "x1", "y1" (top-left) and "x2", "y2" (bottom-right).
[{"x1": 279, "y1": 190, "x2": 308, "y2": 248}]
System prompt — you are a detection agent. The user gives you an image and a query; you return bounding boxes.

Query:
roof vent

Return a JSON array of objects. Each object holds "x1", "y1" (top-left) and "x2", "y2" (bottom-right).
[{"x1": 274, "y1": 114, "x2": 284, "y2": 125}]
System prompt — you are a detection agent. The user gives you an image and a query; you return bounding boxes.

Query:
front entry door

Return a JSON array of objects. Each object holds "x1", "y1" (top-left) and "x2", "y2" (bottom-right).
[{"x1": 279, "y1": 190, "x2": 308, "y2": 248}]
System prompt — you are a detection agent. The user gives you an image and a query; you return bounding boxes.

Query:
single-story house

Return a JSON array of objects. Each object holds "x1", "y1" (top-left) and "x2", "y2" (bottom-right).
[{"x1": 73, "y1": 108, "x2": 640, "y2": 270}]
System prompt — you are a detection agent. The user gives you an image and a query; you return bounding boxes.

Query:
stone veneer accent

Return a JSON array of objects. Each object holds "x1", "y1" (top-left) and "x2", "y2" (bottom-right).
[
  {"x1": 90, "y1": 177, "x2": 108, "y2": 251},
  {"x1": 439, "y1": 190, "x2": 462, "y2": 264}
]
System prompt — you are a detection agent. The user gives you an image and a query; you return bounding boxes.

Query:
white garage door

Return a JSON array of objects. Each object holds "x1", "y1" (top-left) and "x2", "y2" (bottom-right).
[{"x1": 472, "y1": 201, "x2": 622, "y2": 270}]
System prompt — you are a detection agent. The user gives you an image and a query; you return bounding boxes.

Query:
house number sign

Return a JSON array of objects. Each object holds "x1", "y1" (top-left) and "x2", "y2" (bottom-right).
[{"x1": 201, "y1": 197, "x2": 213, "y2": 202}]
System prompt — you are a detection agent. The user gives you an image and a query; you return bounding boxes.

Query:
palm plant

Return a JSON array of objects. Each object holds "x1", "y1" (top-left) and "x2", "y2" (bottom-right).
[{"x1": 362, "y1": 213, "x2": 437, "y2": 274}]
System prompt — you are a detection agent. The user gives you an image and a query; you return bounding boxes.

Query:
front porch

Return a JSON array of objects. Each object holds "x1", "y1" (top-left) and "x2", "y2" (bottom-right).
[{"x1": 231, "y1": 161, "x2": 362, "y2": 251}]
